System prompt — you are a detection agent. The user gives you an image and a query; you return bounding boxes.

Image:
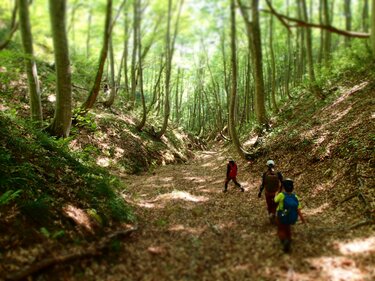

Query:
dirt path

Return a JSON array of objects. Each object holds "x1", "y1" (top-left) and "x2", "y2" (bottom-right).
[{"x1": 98, "y1": 150, "x2": 374, "y2": 281}]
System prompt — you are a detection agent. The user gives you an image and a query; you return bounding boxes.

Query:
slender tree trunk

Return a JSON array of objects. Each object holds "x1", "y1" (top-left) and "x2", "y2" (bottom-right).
[
  {"x1": 301, "y1": 0, "x2": 324, "y2": 99},
  {"x1": 285, "y1": 0, "x2": 292, "y2": 99},
  {"x1": 371, "y1": 0, "x2": 375, "y2": 57},
  {"x1": 103, "y1": 35, "x2": 116, "y2": 107},
  {"x1": 81, "y1": 0, "x2": 112, "y2": 111},
  {"x1": 269, "y1": 1, "x2": 278, "y2": 112},
  {"x1": 47, "y1": 0, "x2": 72, "y2": 137},
  {"x1": 229, "y1": 0, "x2": 246, "y2": 159},
  {"x1": 130, "y1": 0, "x2": 138, "y2": 108},
  {"x1": 363, "y1": 0, "x2": 369, "y2": 32},
  {"x1": 18, "y1": 0, "x2": 42, "y2": 123},
  {"x1": 174, "y1": 68, "x2": 180, "y2": 123},
  {"x1": 323, "y1": 0, "x2": 331, "y2": 64},
  {"x1": 237, "y1": 0, "x2": 267, "y2": 126},
  {"x1": 123, "y1": 7, "x2": 130, "y2": 99},
  {"x1": 344, "y1": 0, "x2": 352, "y2": 47},
  {"x1": 136, "y1": 0, "x2": 147, "y2": 131},
  {"x1": 0, "y1": 1, "x2": 19, "y2": 51},
  {"x1": 86, "y1": 6, "x2": 93, "y2": 58},
  {"x1": 156, "y1": 0, "x2": 183, "y2": 139}
]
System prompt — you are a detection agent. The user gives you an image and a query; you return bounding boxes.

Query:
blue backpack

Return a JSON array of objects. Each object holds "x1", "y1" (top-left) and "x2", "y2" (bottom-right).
[{"x1": 278, "y1": 192, "x2": 299, "y2": 225}]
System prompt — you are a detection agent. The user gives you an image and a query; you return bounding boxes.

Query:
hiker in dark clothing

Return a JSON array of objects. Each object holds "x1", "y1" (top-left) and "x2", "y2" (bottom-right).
[
  {"x1": 258, "y1": 160, "x2": 283, "y2": 224},
  {"x1": 275, "y1": 178, "x2": 306, "y2": 253},
  {"x1": 223, "y1": 159, "x2": 244, "y2": 193}
]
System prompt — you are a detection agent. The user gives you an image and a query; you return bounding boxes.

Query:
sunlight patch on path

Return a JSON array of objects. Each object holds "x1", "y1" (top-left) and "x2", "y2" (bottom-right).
[
  {"x1": 156, "y1": 190, "x2": 208, "y2": 203},
  {"x1": 307, "y1": 256, "x2": 365, "y2": 281},
  {"x1": 335, "y1": 236, "x2": 375, "y2": 255}
]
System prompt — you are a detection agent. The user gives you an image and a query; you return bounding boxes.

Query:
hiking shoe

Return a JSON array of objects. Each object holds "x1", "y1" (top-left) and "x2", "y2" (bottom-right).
[
  {"x1": 240, "y1": 187, "x2": 245, "y2": 192},
  {"x1": 269, "y1": 214, "x2": 276, "y2": 225},
  {"x1": 223, "y1": 189, "x2": 227, "y2": 193},
  {"x1": 282, "y1": 240, "x2": 291, "y2": 253}
]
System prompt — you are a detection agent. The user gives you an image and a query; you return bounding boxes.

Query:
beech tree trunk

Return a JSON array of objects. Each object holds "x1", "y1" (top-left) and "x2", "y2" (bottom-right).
[
  {"x1": 103, "y1": 36, "x2": 116, "y2": 107},
  {"x1": 47, "y1": 0, "x2": 72, "y2": 137},
  {"x1": 81, "y1": 0, "x2": 112, "y2": 111},
  {"x1": 18, "y1": 0, "x2": 42, "y2": 123},
  {"x1": 86, "y1": 6, "x2": 93, "y2": 58},
  {"x1": 229, "y1": 0, "x2": 246, "y2": 160},
  {"x1": 0, "y1": 1, "x2": 19, "y2": 51},
  {"x1": 301, "y1": 0, "x2": 324, "y2": 99},
  {"x1": 238, "y1": 0, "x2": 267, "y2": 126},
  {"x1": 136, "y1": 0, "x2": 147, "y2": 131},
  {"x1": 268, "y1": 0, "x2": 278, "y2": 112},
  {"x1": 344, "y1": 0, "x2": 352, "y2": 47},
  {"x1": 156, "y1": 0, "x2": 183, "y2": 139},
  {"x1": 363, "y1": 0, "x2": 369, "y2": 32}
]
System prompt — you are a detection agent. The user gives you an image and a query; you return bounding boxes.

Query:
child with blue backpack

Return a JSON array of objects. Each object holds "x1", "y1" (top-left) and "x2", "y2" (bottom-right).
[{"x1": 274, "y1": 178, "x2": 306, "y2": 253}]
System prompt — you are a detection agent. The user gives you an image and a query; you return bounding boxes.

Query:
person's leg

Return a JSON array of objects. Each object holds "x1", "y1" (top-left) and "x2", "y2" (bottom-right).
[
  {"x1": 232, "y1": 178, "x2": 244, "y2": 192},
  {"x1": 284, "y1": 225, "x2": 292, "y2": 253},
  {"x1": 223, "y1": 178, "x2": 230, "y2": 192},
  {"x1": 265, "y1": 192, "x2": 277, "y2": 223},
  {"x1": 276, "y1": 216, "x2": 290, "y2": 253}
]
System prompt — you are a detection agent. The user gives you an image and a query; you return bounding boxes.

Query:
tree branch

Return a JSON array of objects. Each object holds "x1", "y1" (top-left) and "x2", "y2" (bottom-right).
[
  {"x1": 264, "y1": 0, "x2": 291, "y2": 33},
  {"x1": 261, "y1": 8, "x2": 370, "y2": 38},
  {"x1": 5, "y1": 227, "x2": 137, "y2": 281}
]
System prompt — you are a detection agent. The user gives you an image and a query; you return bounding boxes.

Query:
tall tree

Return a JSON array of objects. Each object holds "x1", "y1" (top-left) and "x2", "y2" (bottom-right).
[
  {"x1": 136, "y1": 0, "x2": 147, "y2": 131},
  {"x1": 301, "y1": 0, "x2": 324, "y2": 99},
  {"x1": 156, "y1": 0, "x2": 184, "y2": 138},
  {"x1": 371, "y1": 0, "x2": 375, "y2": 57},
  {"x1": 129, "y1": 0, "x2": 138, "y2": 108},
  {"x1": 18, "y1": 0, "x2": 42, "y2": 123},
  {"x1": 268, "y1": 0, "x2": 278, "y2": 112},
  {"x1": 344, "y1": 0, "x2": 352, "y2": 47},
  {"x1": 322, "y1": 0, "x2": 332, "y2": 64},
  {"x1": 238, "y1": 0, "x2": 267, "y2": 126},
  {"x1": 103, "y1": 35, "x2": 116, "y2": 107},
  {"x1": 86, "y1": 5, "x2": 93, "y2": 58},
  {"x1": 47, "y1": 0, "x2": 72, "y2": 137},
  {"x1": 81, "y1": 0, "x2": 112, "y2": 111},
  {"x1": 0, "y1": 1, "x2": 19, "y2": 51},
  {"x1": 363, "y1": 0, "x2": 369, "y2": 32},
  {"x1": 229, "y1": 0, "x2": 246, "y2": 159}
]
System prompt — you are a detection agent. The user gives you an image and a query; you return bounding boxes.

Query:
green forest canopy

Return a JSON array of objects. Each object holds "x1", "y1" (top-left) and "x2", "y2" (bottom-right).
[{"x1": 0, "y1": 0, "x2": 373, "y2": 142}]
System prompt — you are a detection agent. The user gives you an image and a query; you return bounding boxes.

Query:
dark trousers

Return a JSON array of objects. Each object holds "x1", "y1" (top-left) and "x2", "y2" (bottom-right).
[
  {"x1": 265, "y1": 192, "x2": 277, "y2": 215},
  {"x1": 276, "y1": 216, "x2": 292, "y2": 252},
  {"x1": 224, "y1": 177, "x2": 241, "y2": 190}
]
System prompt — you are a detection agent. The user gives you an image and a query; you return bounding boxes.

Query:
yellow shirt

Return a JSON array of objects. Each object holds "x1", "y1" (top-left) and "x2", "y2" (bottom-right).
[{"x1": 274, "y1": 192, "x2": 301, "y2": 211}]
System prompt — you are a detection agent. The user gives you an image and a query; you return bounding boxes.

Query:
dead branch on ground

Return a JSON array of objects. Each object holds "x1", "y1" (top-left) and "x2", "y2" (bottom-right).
[{"x1": 5, "y1": 227, "x2": 137, "y2": 281}]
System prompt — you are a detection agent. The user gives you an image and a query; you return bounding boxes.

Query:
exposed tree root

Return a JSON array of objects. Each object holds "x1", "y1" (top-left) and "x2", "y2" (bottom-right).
[{"x1": 5, "y1": 227, "x2": 137, "y2": 281}]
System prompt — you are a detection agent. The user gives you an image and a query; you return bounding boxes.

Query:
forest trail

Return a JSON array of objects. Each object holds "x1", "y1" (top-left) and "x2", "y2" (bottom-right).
[{"x1": 103, "y1": 149, "x2": 375, "y2": 281}]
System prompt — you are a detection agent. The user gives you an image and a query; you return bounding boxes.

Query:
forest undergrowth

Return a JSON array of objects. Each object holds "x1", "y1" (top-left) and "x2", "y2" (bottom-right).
[{"x1": 0, "y1": 70, "x2": 374, "y2": 280}]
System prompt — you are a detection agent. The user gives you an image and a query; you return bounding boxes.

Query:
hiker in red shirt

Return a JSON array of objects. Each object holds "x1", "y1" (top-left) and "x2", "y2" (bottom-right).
[
  {"x1": 223, "y1": 159, "x2": 244, "y2": 193},
  {"x1": 258, "y1": 160, "x2": 283, "y2": 224}
]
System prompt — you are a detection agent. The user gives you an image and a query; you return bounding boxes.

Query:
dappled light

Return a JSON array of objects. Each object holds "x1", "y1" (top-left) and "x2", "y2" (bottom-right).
[
  {"x1": 307, "y1": 256, "x2": 365, "y2": 281},
  {"x1": 336, "y1": 236, "x2": 375, "y2": 255},
  {"x1": 62, "y1": 204, "x2": 93, "y2": 233},
  {"x1": 304, "y1": 202, "x2": 330, "y2": 216},
  {"x1": 156, "y1": 190, "x2": 208, "y2": 203},
  {"x1": 96, "y1": 156, "x2": 110, "y2": 167},
  {"x1": 47, "y1": 94, "x2": 56, "y2": 102},
  {"x1": 168, "y1": 224, "x2": 205, "y2": 235}
]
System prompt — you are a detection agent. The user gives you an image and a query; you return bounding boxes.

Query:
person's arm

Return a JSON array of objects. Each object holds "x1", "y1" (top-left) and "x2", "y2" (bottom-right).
[
  {"x1": 277, "y1": 171, "x2": 283, "y2": 192},
  {"x1": 297, "y1": 209, "x2": 306, "y2": 224},
  {"x1": 258, "y1": 173, "x2": 265, "y2": 198}
]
